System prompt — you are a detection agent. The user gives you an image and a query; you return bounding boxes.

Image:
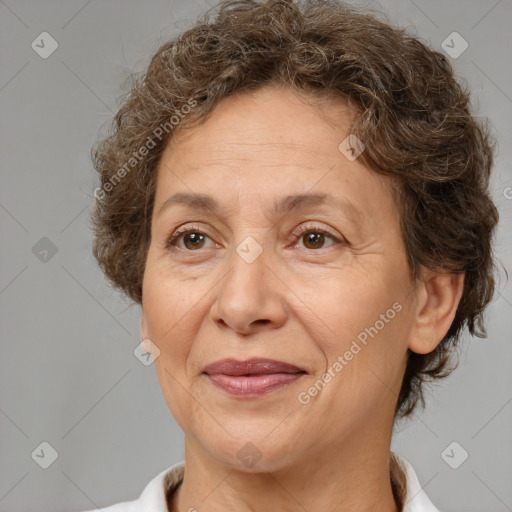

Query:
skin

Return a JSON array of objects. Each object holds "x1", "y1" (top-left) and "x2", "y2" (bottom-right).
[{"x1": 140, "y1": 85, "x2": 464, "y2": 512}]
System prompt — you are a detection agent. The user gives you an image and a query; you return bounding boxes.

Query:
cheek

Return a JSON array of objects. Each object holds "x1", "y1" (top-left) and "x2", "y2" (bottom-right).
[
  {"x1": 142, "y1": 263, "x2": 197, "y2": 381},
  {"x1": 142, "y1": 256, "x2": 211, "y2": 425},
  {"x1": 142, "y1": 253, "x2": 202, "y2": 338},
  {"x1": 300, "y1": 264, "x2": 409, "y2": 410},
  {"x1": 309, "y1": 264, "x2": 402, "y2": 352}
]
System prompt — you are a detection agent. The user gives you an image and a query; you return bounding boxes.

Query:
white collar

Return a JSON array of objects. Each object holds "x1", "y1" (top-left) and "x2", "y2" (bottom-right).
[
  {"x1": 83, "y1": 454, "x2": 440, "y2": 512},
  {"x1": 395, "y1": 454, "x2": 440, "y2": 512}
]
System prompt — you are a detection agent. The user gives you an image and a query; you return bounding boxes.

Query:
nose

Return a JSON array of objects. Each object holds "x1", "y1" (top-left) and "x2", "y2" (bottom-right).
[{"x1": 209, "y1": 236, "x2": 288, "y2": 335}]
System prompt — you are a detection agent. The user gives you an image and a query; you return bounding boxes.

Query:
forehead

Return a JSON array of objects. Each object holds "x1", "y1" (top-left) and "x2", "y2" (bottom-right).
[
  {"x1": 153, "y1": 86, "x2": 397, "y2": 228},
  {"x1": 160, "y1": 86, "x2": 357, "y2": 171}
]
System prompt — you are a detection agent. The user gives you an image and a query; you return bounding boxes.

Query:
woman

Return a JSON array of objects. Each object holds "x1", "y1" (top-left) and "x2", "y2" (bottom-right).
[{"x1": 87, "y1": 0, "x2": 498, "y2": 510}]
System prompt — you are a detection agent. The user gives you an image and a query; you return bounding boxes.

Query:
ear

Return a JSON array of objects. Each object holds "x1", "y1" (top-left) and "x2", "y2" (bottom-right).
[
  {"x1": 407, "y1": 270, "x2": 465, "y2": 354},
  {"x1": 140, "y1": 309, "x2": 149, "y2": 341}
]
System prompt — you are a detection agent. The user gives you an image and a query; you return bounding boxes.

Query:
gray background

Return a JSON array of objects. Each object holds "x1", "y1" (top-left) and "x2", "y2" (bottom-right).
[{"x1": 0, "y1": 0, "x2": 511, "y2": 511}]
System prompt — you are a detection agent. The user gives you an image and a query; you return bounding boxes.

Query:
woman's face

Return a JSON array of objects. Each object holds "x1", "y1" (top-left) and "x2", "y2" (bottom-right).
[{"x1": 141, "y1": 85, "x2": 418, "y2": 471}]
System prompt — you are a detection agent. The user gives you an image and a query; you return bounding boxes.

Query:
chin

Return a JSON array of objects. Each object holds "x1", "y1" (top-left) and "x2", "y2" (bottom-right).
[{"x1": 199, "y1": 428, "x2": 300, "y2": 473}]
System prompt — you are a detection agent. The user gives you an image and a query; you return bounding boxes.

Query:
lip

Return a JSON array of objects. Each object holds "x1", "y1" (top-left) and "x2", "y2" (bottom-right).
[
  {"x1": 203, "y1": 358, "x2": 306, "y2": 376},
  {"x1": 202, "y1": 358, "x2": 307, "y2": 397}
]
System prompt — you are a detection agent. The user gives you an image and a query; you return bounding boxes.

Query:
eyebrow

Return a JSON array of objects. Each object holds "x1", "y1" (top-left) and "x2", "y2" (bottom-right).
[{"x1": 157, "y1": 192, "x2": 363, "y2": 224}]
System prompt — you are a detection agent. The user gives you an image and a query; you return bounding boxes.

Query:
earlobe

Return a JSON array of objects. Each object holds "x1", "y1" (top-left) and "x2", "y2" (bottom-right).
[{"x1": 408, "y1": 271, "x2": 465, "y2": 355}]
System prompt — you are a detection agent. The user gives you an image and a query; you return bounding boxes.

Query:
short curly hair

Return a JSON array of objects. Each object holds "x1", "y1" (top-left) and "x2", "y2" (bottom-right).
[{"x1": 91, "y1": 0, "x2": 499, "y2": 418}]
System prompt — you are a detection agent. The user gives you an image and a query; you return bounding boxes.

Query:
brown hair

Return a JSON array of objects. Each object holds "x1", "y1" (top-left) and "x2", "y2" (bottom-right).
[{"x1": 91, "y1": 0, "x2": 499, "y2": 418}]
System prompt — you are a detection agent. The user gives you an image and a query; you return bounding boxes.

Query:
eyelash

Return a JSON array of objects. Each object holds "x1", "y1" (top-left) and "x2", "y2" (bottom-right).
[{"x1": 166, "y1": 223, "x2": 344, "y2": 251}]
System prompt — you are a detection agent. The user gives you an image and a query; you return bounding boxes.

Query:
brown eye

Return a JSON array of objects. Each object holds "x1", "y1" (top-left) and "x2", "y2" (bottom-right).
[
  {"x1": 302, "y1": 232, "x2": 327, "y2": 250},
  {"x1": 167, "y1": 228, "x2": 213, "y2": 251},
  {"x1": 182, "y1": 232, "x2": 206, "y2": 250},
  {"x1": 292, "y1": 224, "x2": 341, "y2": 250}
]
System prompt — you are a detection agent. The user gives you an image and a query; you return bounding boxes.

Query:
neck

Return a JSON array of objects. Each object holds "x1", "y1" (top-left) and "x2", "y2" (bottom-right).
[{"x1": 169, "y1": 429, "x2": 401, "y2": 512}]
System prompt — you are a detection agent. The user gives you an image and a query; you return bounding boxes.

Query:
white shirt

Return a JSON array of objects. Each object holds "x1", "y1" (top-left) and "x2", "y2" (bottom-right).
[{"x1": 79, "y1": 454, "x2": 440, "y2": 512}]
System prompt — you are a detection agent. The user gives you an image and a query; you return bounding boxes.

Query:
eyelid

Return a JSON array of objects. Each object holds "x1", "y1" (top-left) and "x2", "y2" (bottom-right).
[
  {"x1": 166, "y1": 221, "x2": 346, "y2": 251},
  {"x1": 290, "y1": 222, "x2": 342, "y2": 242}
]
